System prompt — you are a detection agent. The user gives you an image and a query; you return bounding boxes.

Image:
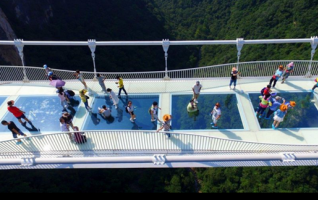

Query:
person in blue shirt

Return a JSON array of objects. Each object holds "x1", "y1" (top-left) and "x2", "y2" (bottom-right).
[
  {"x1": 272, "y1": 104, "x2": 288, "y2": 129},
  {"x1": 265, "y1": 96, "x2": 285, "y2": 119},
  {"x1": 269, "y1": 65, "x2": 284, "y2": 88}
]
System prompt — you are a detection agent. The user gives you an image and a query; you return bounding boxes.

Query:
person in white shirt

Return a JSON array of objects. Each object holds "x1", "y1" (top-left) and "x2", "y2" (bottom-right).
[
  {"x1": 60, "y1": 117, "x2": 72, "y2": 142},
  {"x1": 211, "y1": 103, "x2": 221, "y2": 128},
  {"x1": 98, "y1": 105, "x2": 111, "y2": 118},
  {"x1": 192, "y1": 81, "x2": 202, "y2": 103},
  {"x1": 106, "y1": 88, "x2": 119, "y2": 109},
  {"x1": 150, "y1": 101, "x2": 161, "y2": 122},
  {"x1": 126, "y1": 101, "x2": 136, "y2": 122}
]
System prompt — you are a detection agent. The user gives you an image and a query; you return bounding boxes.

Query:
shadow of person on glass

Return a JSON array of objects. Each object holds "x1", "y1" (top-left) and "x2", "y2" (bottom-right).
[
  {"x1": 69, "y1": 98, "x2": 80, "y2": 108},
  {"x1": 116, "y1": 107, "x2": 124, "y2": 122},
  {"x1": 99, "y1": 113, "x2": 115, "y2": 124},
  {"x1": 22, "y1": 123, "x2": 41, "y2": 134},
  {"x1": 104, "y1": 95, "x2": 113, "y2": 107},
  {"x1": 131, "y1": 122, "x2": 141, "y2": 130},
  {"x1": 67, "y1": 106, "x2": 77, "y2": 117},
  {"x1": 119, "y1": 95, "x2": 129, "y2": 107},
  {"x1": 90, "y1": 112, "x2": 100, "y2": 125}
]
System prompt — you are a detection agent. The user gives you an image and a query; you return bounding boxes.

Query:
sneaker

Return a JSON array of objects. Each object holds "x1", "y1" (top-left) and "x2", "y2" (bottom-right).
[
  {"x1": 229, "y1": 86, "x2": 231, "y2": 90},
  {"x1": 210, "y1": 123, "x2": 214, "y2": 125},
  {"x1": 130, "y1": 118, "x2": 134, "y2": 122},
  {"x1": 115, "y1": 105, "x2": 118, "y2": 109},
  {"x1": 233, "y1": 87, "x2": 236, "y2": 90},
  {"x1": 272, "y1": 124, "x2": 276, "y2": 130},
  {"x1": 151, "y1": 119, "x2": 156, "y2": 122},
  {"x1": 212, "y1": 126, "x2": 218, "y2": 129},
  {"x1": 259, "y1": 115, "x2": 262, "y2": 119},
  {"x1": 16, "y1": 141, "x2": 22, "y2": 145},
  {"x1": 98, "y1": 107, "x2": 101, "y2": 110}
]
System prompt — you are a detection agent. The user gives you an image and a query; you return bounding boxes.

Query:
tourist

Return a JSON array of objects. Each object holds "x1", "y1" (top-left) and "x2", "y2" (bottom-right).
[
  {"x1": 192, "y1": 81, "x2": 202, "y2": 103},
  {"x1": 286, "y1": 101, "x2": 296, "y2": 110},
  {"x1": 1, "y1": 120, "x2": 30, "y2": 145},
  {"x1": 48, "y1": 71, "x2": 61, "y2": 81},
  {"x1": 98, "y1": 105, "x2": 111, "y2": 118},
  {"x1": 79, "y1": 89, "x2": 91, "y2": 111},
  {"x1": 312, "y1": 78, "x2": 318, "y2": 92},
  {"x1": 255, "y1": 95, "x2": 272, "y2": 118},
  {"x1": 272, "y1": 104, "x2": 288, "y2": 129},
  {"x1": 60, "y1": 117, "x2": 73, "y2": 142},
  {"x1": 126, "y1": 101, "x2": 136, "y2": 123},
  {"x1": 7, "y1": 100, "x2": 32, "y2": 126},
  {"x1": 156, "y1": 114, "x2": 172, "y2": 138},
  {"x1": 229, "y1": 67, "x2": 240, "y2": 90},
  {"x1": 261, "y1": 85, "x2": 272, "y2": 98},
  {"x1": 211, "y1": 103, "x2": 221, "y2": 128},
  {"x1": 62, "y1": 112, "x2": 74, "y2": 130},
  {"x1": 281, "y1": 62, "x2": 294, "y2": 84},
  {"x1": 269, "y1": 65, "x2": 284, "y2": 88},
  {"x1": 57, "y1": 87, "x2": 69, "y2": 112},
  {"x1": 115, "y1": 75, "x2": 128, "y2": 97},
  {"x1": 96, "y1": 73, "x2": 107, "y2": 92},
  {"x1": 106, "y1": 88, "x2": 119, "y2": 109},
  {"x1": 150, "y1": 101, "x2": 161, "y2": 122},
  {"x1": 74, "y1": 70, "x2": 87, "y2": 89},
  {"x1": 187, "y1": 99, "x2": 198, "y2": 113},
  {"x1": 265, "y1": 96, "x2": 285, "y2": 119}
]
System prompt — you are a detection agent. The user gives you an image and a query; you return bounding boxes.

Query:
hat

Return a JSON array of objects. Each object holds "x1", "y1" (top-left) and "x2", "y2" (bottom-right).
[
  {"x1": 163, "y1": 114, "x2": 171, "y2": 122},
  {"x1": 271, "y1": 92, "x2": 277, "y2": 97},
  {"x1": 48, "y1": 71, "x2": 53, "y2": 76},
  {"x1": 196, "y1": 81, "x2": 200, "y2": 84},
  {"x1": 279, "y1": 65, "x2": 284, "y2": 69},
  {"x1": 289, "y1": 101, "x2": 296, "y2": 107},
  {"x1": 43, "y1": 64, "x2": 47, "y2": 69},
  {"x1": 288, "y1": 62, "x2": 294, "y2": 67},
  {"x1": 280, "y1": 104, "x2": 288, "y2": 112}
]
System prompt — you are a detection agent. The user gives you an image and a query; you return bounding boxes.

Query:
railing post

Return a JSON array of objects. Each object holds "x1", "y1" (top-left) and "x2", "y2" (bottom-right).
[
  {"x1": 162, "y1": 39, "x2": 170, "y2": 80},
  {"x1": 14, "y1": 39, "x2": 29, "y2": 82},
  {"x1": 306, "y1": 36, "x2": 318, "y2": 78},
  {"x1": 88, "y1": 39, "x2": 97, "y2": 81},
  {"x1": 236, "y1": 38, "x2": 244, "y2": 78}
]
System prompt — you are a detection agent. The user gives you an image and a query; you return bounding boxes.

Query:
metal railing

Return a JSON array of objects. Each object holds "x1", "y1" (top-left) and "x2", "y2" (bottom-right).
[
  {"x1": 1, "y1": 130, "x2": 318, "y2": 159},
  {"x1": 1, "y1": 60, "x2": 318, "y2": 83}
]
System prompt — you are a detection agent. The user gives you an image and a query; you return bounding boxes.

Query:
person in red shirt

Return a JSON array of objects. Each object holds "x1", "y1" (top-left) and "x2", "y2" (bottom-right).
[{"x1": 7, "y1": 100, "x2": 31, "y2": 126}]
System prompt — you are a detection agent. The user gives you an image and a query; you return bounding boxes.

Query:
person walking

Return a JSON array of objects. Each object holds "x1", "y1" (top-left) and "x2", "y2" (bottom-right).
[
  {"x1": 211, "y1": 103, "x2": 221, "y2": 128},
  {"x1": 156, "y1": 114, "x2": 172, "y2": 138},
  {"x1": 62, "y1": 112, "x2": 74, "y2": 130},
  {"x1": 192, "y1": 81, "x2": 202, "y2": 103},
  {"x1": 96, "y1": 73, "x2": 107, "y2": 92},
  {"x1": 269, "y1": 65, "x2": 284, "y2": 88},
  {"x1": 7, "y1": 100, "x2": 32, "y2": 126},
  {"x1": 115, "y1": 75, "x2": 128, "y2": 97},
  {"x1": 106, "y1": 88, "x2": 119, "y2": 109},
  {"x1": 281, "y1": 62, "x2": 294, "y2": 84},
  {"x1": 74, "y1": 70, "x2": 87, "y2": 89},
  {"x1": 272, "y1": 104, "x2": 288, "y2": 129},
  {"x1": 126, "y1": 101, "x2": 136, "y2": 123},
  {"x1": 1, "y1": 120, "x2": 30, "y2": 145},
  {"x1": 79, "y1": 89, "x2": 92, "y2": 111},
  {"x1": 98, "y1": 105, "x2": 111, "y2": 118},
  {"x1": 312, "y1": 78, "x2": 318, "y2": 92},
  {"x1": 150, "y1": 101, "x2": 161, "y2": 122},
  {"x1": 265, "y1": 96, "x2": 285, "y2": 119},
  {"x1": 229, "y1": 67, "x2": 240, "y2": 90},
  {"x1": 57, "y1": 87, "x2": 69, "y2": 112}
]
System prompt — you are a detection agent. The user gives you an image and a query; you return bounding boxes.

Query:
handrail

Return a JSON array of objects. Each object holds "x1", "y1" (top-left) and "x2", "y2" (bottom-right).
[{"x1": 1, "y1": 130, "x2": 318, "y2": 159}]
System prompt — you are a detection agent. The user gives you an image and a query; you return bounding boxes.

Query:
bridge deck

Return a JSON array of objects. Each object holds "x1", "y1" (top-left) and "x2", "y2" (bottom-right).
[{"x1": 0, "y1": 76, "x2": 317, "y2": 145}]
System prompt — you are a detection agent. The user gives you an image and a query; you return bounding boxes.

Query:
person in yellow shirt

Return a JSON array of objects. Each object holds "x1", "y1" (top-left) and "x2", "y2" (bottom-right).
[
  {"x1": 79, "y1": 89, "x2": 92, "y2": 112},
  {"x1": 115, "y1": 76, "x2": 128, "y2": 97}
]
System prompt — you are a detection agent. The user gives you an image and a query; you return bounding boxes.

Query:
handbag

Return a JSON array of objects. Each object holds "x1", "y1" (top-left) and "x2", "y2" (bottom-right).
[
  {"x1": 272, "y1": 75, "x2": 276, "y2": 79},
  {"x1": 85, "y1": 95, "x2": 90, "y2": 99}
]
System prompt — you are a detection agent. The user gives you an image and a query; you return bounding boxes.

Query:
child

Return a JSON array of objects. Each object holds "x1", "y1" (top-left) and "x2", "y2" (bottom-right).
[
  {"x1": 272, "y1": 104, "x2": 288, "y2": 129},
  {"x1": 211, "y1": 103, "x2": 221, "y2": 128},
  {"x1": 106, "y1": 88, "x2": 119, "y2": 109},
  {"x1": 98, "y1": 105, "x2": 111, "y2": 118}
]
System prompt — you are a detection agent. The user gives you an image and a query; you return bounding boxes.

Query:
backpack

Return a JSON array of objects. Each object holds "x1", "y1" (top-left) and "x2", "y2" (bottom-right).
[
  {"x1": 67, "y1": 90, "x2": 75, "y2": 97},
  {"x1": 261, "y1": 87, "x2": 266, "y2": 95}
]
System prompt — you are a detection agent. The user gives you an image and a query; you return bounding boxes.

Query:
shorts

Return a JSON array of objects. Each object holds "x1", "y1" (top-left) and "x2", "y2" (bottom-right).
[
  {"x1": 193, "y1": 93, "x2": 200, "y2": 99},
  {"x1": 273, "y1": 115, "x2": 284, "y2": 122},
  {"x1": 212, "y1": 116, "x2": 218, "y2": 124},
  {"x1": 12, "y1": 130, "x2": 26, "y2": 138},
  {"x1": 16, "y1": 114, "x2": 26, "y2": 120},
  {"x1": 130, "y1": 111, "x2": 135, "y2": 116}
]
